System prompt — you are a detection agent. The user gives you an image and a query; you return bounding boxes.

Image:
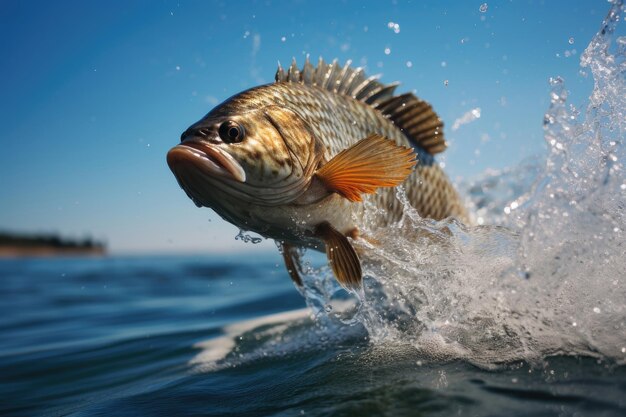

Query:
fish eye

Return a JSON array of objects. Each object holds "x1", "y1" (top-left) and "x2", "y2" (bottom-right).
[{"x1": 218, "y1": 120, "x2": 245, "y2": 144}]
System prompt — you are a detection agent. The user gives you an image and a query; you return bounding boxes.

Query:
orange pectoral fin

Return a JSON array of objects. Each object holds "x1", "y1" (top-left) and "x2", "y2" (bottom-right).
[{"x1": 314, "y1": 134, "x2": 417, "y2": 202}]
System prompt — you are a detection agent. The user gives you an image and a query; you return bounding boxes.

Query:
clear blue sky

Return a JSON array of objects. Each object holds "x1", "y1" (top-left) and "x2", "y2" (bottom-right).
[{"x1": 0, "y1": 0, "x2": 605, "y2": 254}]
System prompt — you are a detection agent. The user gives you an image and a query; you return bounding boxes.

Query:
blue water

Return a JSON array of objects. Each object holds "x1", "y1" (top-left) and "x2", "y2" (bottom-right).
[{"x1": 1, "y1": 255, "x2": 625, "y2": 416}]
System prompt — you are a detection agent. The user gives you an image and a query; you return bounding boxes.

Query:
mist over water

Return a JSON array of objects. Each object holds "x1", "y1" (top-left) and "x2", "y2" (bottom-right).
[{"x1": 296, "y1": 0, "x2": 626, "y2": 368}]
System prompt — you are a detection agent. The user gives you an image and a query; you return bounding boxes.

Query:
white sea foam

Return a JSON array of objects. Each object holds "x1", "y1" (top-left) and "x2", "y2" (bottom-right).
[{"x1": 190, "y1": 308, "x2": 310, "y2": 371}]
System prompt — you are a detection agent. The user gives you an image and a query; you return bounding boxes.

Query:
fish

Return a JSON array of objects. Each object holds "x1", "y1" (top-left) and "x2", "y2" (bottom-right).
[{"x1": 167, "y1": 57, "x2": 467, "y2": 290}]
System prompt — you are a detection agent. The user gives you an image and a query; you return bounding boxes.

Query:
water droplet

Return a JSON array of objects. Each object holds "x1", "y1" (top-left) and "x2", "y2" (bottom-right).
[
  {"x1": 406, "y1": 61, "x2": 413, "y2": 68},
  {"x1": 593, "y1": 307, "x2": 601, "y2": 313},
  {"x1": 441, "y1": 61, "x2": 447, "y2": 67},
  {"x1": 384, "y1": 47, "x2": 391, "y2": 55},
  {"x1": 387, "y1": 21, "x2": 400, "y2": 34},
  {"x1": 479, "y1": 3, "x2": 488, "y2": 13},
  {"x1": 568, "y1": 37, "x2": 575, "y2": 44},
  {"x1": 443, "y1": 79, "x2": 449, "y2": 86},
  {"x1": 175, "y1": 65, "x2": 181, "y2": 71},
  {"x1": 281, "y1": 36, "x2": 286, "y2": 42},
  {"x1": 235, "y1": 229, "x2": 263, "y2": 244}
]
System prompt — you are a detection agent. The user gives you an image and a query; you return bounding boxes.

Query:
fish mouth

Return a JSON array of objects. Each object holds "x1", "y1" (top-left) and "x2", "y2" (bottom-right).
[{"x1": 167, "y1": 141, "x2": 246, "y2": 183}]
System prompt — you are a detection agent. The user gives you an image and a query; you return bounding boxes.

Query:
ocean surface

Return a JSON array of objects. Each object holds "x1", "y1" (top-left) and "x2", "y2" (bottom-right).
[
  {"x1": 0, "y1": 254, "x2": 624, "y2": 417},
  {"x1": 3, "y1": 2, "x2": 626, "y2": 416}
]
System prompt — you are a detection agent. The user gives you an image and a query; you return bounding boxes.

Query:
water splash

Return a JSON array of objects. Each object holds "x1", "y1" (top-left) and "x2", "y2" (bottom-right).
[
  {"x1": 235, "y1": 229, "x2": 264, "y2": 244},
  {"x1": 297, "y1": 0, "x2": 626, "y2": 367},
  {"x1": 451, "y1": 107, "x2": 482, "y2": 131}
]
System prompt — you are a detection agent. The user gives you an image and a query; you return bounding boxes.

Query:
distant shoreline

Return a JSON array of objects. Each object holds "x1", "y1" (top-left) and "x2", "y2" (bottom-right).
[
  {"x1": 0, "y1": 246, "x2": 106, "y2": 258},
  {"x1": 0, "y1": 231, "x2": 106, "y2": 259}
]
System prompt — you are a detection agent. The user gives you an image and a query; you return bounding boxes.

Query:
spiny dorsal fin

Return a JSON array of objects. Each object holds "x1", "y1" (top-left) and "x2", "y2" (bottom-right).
[{"x1": 274, "y1": 56, "x2": 446, "y2": 155}]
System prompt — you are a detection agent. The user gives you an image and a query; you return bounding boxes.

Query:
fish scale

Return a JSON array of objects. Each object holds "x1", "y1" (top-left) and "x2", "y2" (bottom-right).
[{"x1": 224, "y1": 80, "x2": 466, "y2": 223}]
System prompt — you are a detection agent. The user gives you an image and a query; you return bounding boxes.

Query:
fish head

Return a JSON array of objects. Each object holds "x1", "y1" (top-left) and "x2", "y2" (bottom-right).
[{"x1": 167, "y1": 102, "x2": 321, "y2": 210}]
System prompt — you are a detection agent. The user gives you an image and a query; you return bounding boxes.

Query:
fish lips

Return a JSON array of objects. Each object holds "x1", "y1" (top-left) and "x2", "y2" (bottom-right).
[{"x1": 167, "y1": 141, "x2": 246, "y2": 183}]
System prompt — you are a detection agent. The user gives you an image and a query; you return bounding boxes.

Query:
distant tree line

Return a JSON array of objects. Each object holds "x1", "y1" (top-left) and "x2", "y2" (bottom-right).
[{"x1": 0, "y1": 231, "x2": 105, "y2": 250}]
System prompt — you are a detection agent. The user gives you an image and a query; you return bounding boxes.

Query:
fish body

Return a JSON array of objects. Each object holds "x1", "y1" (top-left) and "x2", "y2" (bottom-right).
[{"x1": 167, "y1": 58, "x2": 467, "y2": 288}]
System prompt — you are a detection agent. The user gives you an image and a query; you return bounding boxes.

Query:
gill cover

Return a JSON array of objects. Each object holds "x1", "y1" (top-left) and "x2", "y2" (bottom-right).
[{"x1": 227, "y1": 105, "x2": 322, "y2": 205}]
